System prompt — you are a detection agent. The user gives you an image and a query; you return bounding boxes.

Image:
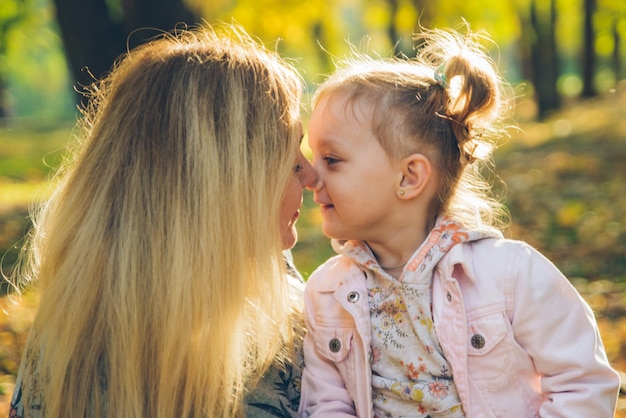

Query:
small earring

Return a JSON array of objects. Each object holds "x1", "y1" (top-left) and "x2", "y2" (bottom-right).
[{"x1": 399, "y1": 190, "x2": 405, "y2": 196}]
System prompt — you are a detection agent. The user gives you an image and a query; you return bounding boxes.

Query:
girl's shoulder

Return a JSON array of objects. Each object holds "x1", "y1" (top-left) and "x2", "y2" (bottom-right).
[
  {"x1": 461, "y1": 237, "x2": 546, "y2": 265},
  {"x1": 457, "y1": 237, "x2": 568, "y2": 295},
  {"x1": 469, "y1": 237, "x2": 555, "y2": 268},
  {"x1": 442, "y1": 237, "x2": 561, "y2": 289},
  {"x1": 306, "y1": 254, "x2": 362, "y2": 290},
  {"x1": 470, "y1": 236, "x2": 530, "y2": 250}
]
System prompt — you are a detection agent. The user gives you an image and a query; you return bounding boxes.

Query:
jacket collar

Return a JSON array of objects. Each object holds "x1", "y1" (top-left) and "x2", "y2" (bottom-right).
[{"x1": 436, "y1": 241, "x2": 479, "y2": 283}]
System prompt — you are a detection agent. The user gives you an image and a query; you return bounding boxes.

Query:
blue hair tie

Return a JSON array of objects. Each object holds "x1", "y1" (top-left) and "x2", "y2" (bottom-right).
[{"x1": 434, "y1": 63, "x2": 448, "y2": 88}]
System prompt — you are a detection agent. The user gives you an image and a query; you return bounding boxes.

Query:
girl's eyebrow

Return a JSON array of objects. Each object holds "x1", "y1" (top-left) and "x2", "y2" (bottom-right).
[{"x1": 317, "y1": 136, "x2": 345, "y2": 149}]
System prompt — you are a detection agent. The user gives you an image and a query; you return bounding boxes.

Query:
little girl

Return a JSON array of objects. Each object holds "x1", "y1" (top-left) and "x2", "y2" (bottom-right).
[{"x1": 299, "y1": 27, "x2": 619, "y2": 417}]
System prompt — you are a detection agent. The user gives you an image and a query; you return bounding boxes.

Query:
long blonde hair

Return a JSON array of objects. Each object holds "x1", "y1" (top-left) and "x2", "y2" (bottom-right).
[
  {"x1": 14, "y1": 24, "x2": 303, "y2": 417},
  {"x1": 313, "y1": 26, "x2": 512, "y2": 233}
]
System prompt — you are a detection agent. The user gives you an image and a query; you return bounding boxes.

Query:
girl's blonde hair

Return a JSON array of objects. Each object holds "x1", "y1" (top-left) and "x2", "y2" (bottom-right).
[
  {"x1": 313, "y1": 26, "x2": 512, "y2": 233},
  {"x1": 14, "y1": 24, "x2": 303, "y2": 417}
]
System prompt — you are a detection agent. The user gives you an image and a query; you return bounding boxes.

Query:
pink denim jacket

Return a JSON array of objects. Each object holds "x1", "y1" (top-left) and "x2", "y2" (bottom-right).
[{"x1": 299, "y1": 238, "x2": 620, "y2": 417}]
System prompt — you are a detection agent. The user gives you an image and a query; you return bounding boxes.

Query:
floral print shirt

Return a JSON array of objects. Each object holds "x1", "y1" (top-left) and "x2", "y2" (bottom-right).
[{"x1": 335, "y1": 217, "x2": 497, "y2": 417}]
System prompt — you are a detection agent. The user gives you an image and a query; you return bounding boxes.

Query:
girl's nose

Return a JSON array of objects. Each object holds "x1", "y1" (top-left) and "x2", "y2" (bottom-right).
[{"x1": 298, "y1": 158, "x2": 318, "y2": 190}]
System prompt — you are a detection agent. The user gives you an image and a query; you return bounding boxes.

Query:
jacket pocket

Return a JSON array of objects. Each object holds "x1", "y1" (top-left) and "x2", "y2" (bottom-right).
[
  {"x1": 313, "y1": 325, "x2": 354, "y2": 363},
  {"x1": 466, "y1": 312, "x2": 516, "y2": 390}
]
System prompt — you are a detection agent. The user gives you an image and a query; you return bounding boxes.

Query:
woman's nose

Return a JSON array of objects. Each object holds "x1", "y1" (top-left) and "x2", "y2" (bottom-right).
[{"x1": 298, "y1": 158, "x2": 318, "y2": 190}]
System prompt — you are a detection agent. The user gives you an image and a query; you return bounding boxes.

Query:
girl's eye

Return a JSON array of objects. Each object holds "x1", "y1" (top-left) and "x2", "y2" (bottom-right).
[
  {"x1": 323, "y1": 156, "x2": 339, "y2": 166},
  {"x1": 293, "y1": 164, "x2": 303, "y2": 173}
]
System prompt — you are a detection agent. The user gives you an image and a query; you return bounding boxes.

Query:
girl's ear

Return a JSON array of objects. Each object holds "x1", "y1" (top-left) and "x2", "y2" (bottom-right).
[{"x1": 397, "y1": 153, "x2": 432, "y2": 199}]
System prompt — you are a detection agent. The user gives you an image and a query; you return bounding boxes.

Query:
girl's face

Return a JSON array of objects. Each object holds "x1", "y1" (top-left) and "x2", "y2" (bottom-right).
[
  {"x1": 280, "y1": 124, "x2": 317, "y2": 250},
  {"x1": 308, "y1": 91, "x2": 401, "y2": 241}
]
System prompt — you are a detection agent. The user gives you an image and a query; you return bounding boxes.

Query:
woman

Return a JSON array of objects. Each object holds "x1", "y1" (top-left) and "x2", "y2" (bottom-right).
[{"x1": 9, "y1": 24, "x2": 315, "y2": 417}]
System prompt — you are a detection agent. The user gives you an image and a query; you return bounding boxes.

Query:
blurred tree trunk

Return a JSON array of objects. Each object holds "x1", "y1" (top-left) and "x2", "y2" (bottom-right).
[
  {"x1": 410, "y1": 0, "x2": 434, "y2": 28},
  {"x1": 517, "y1": 9, "x2": 535, "y2": 90},
  {"x1": 530, "y1": 0, "x2": 560, "y2": 118},
  {"x1": 0, "y1": 78, "x2": 8, "y2": 123},
  {"x1": 386, "y1": 0, "x2": 401, "y2": 55},
  {"x1": 581, "y1": 0, "x2": 596, "y2": 97},
  {"x1": 384, "y1": 0, "x2": 433, "y2": 57},
  {"x1": 53, "y1": 0, "x2": 199, "y2": 105},
  {"x1": 0, "y1": 34, "x2": 10, "y2": 121},
  {"x1": 612, "y1": 19, "x2": 621, "y2": 82},
  {"x1": 312, "y1": 21, "x2": 332, "y2": 74},
  {"x1": 406, "y1": 0, "x2": 434, "y2": 54},
  {"x1": 0, "y1": 1, "x2": 28, "y2": 122}
]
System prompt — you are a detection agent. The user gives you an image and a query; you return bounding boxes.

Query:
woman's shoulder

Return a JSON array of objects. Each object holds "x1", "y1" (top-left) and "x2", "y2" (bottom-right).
[
  {"x1": 9, "y1": 345, "x2": 43, "y2": 418},
  {"x1": 9, "y1": 381, "x2": 25, "y2": 418},
  {"x1": 243, "y1": 340, "x2": 304, "y2": 417},
  {"x1": 243, "y1": 369, "x2": 302, "y2": 417}
]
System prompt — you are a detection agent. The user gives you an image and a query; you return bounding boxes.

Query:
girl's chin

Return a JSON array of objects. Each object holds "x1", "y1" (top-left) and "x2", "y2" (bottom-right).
[
  {"x1": 321, "y1": 224, "x2": 341, "y2": 240},
  {"x1": 322, "y1": 221, "x2": 355, "y2": 241}
]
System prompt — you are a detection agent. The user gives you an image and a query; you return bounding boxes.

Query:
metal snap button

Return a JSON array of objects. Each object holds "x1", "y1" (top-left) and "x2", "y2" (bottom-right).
[
  {"x1": 471, "y1": 334, "x2": 485, "y2": 349},
  {"x1": 329, "y1": 338, "x2": 341, "y2": 353},
  {"x1": 347, "y1": 291, "x2": 360, "y2": 303}
]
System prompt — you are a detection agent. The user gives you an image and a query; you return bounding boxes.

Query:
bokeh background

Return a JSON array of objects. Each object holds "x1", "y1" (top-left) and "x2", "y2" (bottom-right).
[{"x1": 1, "y1": 0, "x2": 625, "y2": 414}]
